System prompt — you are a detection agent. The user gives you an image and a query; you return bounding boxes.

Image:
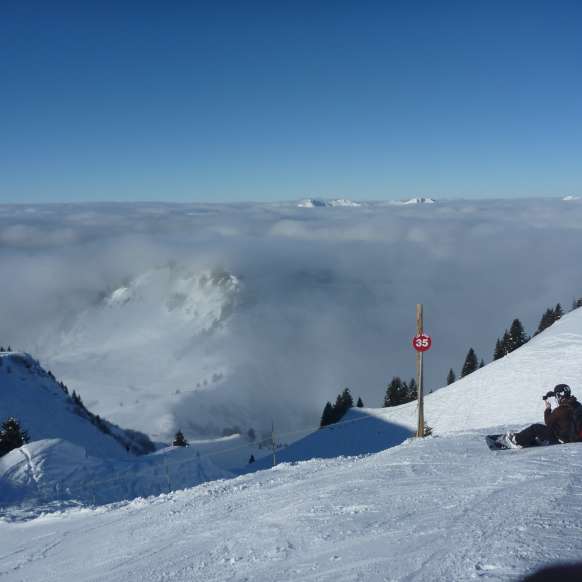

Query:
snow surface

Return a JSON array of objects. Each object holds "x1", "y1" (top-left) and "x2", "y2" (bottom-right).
[
  {"x1": 1, "y1": 309, "x2": 582, "y2": 579},
  {"x1": 0, "y1": 439, "x2": 231, "y2": 508},
  {"x1": 1, "y1": 434, "x2": 581, "y2": 581}
]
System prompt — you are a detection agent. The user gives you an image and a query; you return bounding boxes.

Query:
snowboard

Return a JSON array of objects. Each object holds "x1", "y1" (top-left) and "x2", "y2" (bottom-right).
[
  {"x1": 485, "y1": 434, "x2": 512, "y2": 451},
  {"x1": 485, "y1": 433, "x2": 556, "y2": 451}
]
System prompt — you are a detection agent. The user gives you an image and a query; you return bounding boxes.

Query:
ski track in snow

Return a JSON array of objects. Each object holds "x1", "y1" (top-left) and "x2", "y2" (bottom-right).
[{"x1": 1, "y1": 434, "x2": 582, "y2": 581}]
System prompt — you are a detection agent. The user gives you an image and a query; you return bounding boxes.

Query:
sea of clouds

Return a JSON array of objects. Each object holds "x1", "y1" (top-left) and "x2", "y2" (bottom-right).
[{"x1": 1, "y1": 198, "x2": 581, "y2": 439}]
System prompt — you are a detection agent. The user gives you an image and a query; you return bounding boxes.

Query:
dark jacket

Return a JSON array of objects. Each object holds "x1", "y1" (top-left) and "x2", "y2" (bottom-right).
[{"x1": 544, "y1": 396, "x2": 582, "y2": 443}]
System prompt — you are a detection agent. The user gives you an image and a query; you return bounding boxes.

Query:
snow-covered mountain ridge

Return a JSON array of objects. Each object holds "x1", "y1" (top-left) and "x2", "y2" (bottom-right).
[
  {"x1": 0, "y1": 352, "x2": 153, "y2": 458},
  {"x1": 297, "y1": 198, "x2": 364, "y2": 207},
  {"x1": 0, "y1": 352, "x2": 231, "y2": 507},
  {"x1": 39, "y1": 265, "x2": 240, "y2": 441}
]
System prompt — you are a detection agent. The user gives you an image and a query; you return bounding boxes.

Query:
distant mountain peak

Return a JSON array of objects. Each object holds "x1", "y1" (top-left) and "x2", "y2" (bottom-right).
[
  {"x1": 297, "y1": 198, "x2": 363, "y2": 208},
  {"x1": 397, "y1": 197, "x2": 436, "y2": 205}
]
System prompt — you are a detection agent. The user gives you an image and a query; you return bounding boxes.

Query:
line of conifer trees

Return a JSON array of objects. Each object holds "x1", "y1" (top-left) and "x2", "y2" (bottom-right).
[
  {"x1": 383, "y1": 377, "x2": 417, "y2": 407},
  {"x1": 447, "y1": 301, "x2": 580, "y2": 386},
  {"x1": 320, "y1": 388, "x2": 364, "y2": 427}
]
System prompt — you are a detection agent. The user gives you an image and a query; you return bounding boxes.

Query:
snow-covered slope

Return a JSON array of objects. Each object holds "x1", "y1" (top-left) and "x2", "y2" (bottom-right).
[
  {"x1": 1, "y1": 433, "x2": 581, "y2": 581},
  {"x1": 372, "y1": 307, "x2": 582, "y2": 435},
  {"x1": 244, "y1": 307, "x2": 582, "y2": 469},
  {"x1": 246, "y1": 407, "x2": 413, "y2": 472},
  {"x1": 0, "y1": 351, "x2": 232, "y2": 507}
]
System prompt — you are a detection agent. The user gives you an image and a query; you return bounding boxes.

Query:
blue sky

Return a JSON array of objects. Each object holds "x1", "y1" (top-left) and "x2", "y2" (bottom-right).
[{"x1": 1, "y1": 0, "x2": 581, "y2": 203}]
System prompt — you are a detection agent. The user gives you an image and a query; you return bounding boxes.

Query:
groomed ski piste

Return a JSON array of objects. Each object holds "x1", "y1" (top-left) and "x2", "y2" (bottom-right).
[{"x1": 2, "y1": 310, "x2": 582, "y2": 580}]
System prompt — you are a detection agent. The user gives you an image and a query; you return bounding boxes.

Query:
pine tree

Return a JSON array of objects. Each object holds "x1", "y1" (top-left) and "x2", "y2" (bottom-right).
[
  {"x1": 321, "y1": 387, "x2": 357, "y2": 428},
  {"x1": 501, "y1": 330, "x2": 510, "y2": 354},
  {"x1": 340, "y1": 387, "x2": 354, "y2": 410},
  {"x1": 248, "y1": 454, "x2": 255, "y2": 464},
  {"x1": 506, "y1": 319, "x2": 528, "y2": 353},
  {"x1": 479, "y1": 359, "x2": 485, "y2": 368},
  {"x1": 554, "y1": 303, "x2": 564, "y2": 320},
  {"x1": 493, "y1": 338, "x2": 505, "y2": 360},
  {"x1": 172, "y1": 430, "x2": 188, "y2": 447},
  {"x1": 320, "y1": 402, "x2": 334, "y2": 427},
  {"x1": 356, "y1": 397, "x2": 364, "y2": 408},
  {"x1": 461, "y1": 348, "x2": 478, "y2": 377},
  {"x1": 0, "y1": 417, "x2": 29, "y2": 457},
  {"x1": 446, "y1": 369, "x2": 456, "y2": 385},
  {"x1": 71, "y1": 390, "x2": 86, "y2": 411},
  {"x1": 384, "y1": 377, "x2": 406, "y2": 407}
]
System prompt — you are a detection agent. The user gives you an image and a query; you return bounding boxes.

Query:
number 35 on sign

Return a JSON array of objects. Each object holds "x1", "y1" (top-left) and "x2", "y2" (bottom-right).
[{"x1": 412, "y1": 334, "x2": 432, "y2": 352}]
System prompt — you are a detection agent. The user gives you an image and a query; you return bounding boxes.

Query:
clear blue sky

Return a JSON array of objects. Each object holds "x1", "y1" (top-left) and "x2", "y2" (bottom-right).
[{"x1": 1, "y1": 0, "x2": 581, "y2": 203}]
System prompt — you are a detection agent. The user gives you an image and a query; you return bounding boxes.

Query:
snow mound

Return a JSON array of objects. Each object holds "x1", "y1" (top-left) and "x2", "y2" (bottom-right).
[
  {"x1": 297, "y1": 198, "x2": 363, "y2": 208},
  {"x1": 0, "y1": 438, "x2": 231, "y2": 508}
]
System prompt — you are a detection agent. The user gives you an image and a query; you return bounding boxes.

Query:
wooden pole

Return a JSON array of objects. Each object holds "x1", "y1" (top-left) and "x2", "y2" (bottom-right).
[
  {"x1": 271, "y1": 420, "x2": 276, "y2": 467},
  {"x1": 416, "y1": 304, "x2": 425, "y2": 438}
]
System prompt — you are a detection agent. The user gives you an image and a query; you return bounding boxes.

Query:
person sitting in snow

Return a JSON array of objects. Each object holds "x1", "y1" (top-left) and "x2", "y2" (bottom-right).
[{"x1": 504, "y1": 384, "x2": 582, "y2": 448}]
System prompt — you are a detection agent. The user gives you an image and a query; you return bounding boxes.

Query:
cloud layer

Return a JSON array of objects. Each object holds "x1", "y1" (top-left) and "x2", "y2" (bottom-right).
[{"x1": 1, "y1": 198, "x2": 581, "y2": 438}]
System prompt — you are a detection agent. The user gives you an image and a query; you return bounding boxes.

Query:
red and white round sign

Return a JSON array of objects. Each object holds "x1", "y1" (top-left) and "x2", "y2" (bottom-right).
[{"x1": 412, "y1": 334, "x2": 432, "y2": 352}]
